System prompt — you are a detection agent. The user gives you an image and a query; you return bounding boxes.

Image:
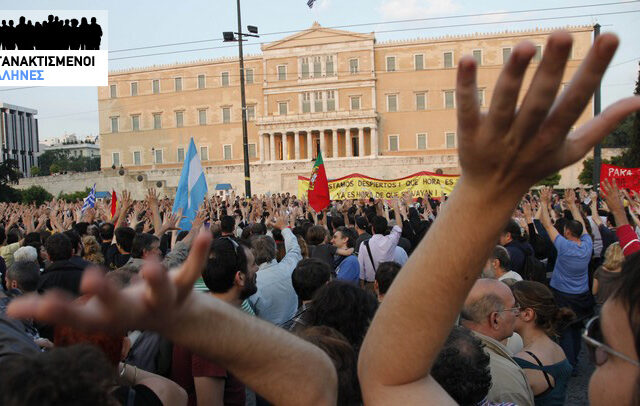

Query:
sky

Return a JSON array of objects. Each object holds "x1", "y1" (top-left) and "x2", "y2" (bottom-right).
[{"x1": 1, "y1": 0, "x2": 639, "y2": 140}]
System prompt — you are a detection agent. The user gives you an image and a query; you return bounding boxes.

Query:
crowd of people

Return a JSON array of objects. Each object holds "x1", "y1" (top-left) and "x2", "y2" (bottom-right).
[
  {"x1": 0, "y1": 31, "x2": 638, "y2": 406},
  {"x1": 0, "y1": 15, "x2": 103, "y2": 50}
]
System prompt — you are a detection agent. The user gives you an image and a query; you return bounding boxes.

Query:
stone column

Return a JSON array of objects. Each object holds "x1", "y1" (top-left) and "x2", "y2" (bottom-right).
[
  {"x1": 294, "y1": 130, "x2": 300, "y2": 160},
  {"x1": 306, "y1": 130, "x2": 313, "y2": 160},
  {"x1": 332, "y1": 129, "x2": 339, "y2": 158},
  {"x1": 259, "y1": 133, "x2": 266, "y2": 162},
  {"x1": 346, "y1": 128, "x2": 352, "y2": 157},
  {"x1": 358, "y1": 128, "x2": 365, "y2": 157},
  {"x1": 269, "y1": 133, "x2": 275, "y2": 162},
  {"x1": 282, "y1": 132, "x2": 288, "y2": 160},
  {"x1": 371, "y1": 127, "x2": 378, "y2": 157},
  {"x1": 319, "y1": 129, "x2": 326, "y2": 158}
]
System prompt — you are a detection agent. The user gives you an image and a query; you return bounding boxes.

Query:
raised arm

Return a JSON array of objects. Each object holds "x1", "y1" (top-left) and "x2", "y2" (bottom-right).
[
  {"x1": 539, "y1": 187, "x2": 560, "y2": 242},
  {"x1": 358, "y1": 32, "x2": 640, "y2": 404},
  {"x1": 565, "y1": 188, "x2": 587, "y2": 235}
]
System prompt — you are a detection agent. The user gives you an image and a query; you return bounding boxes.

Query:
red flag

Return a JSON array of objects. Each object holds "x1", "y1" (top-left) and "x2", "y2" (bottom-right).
[
  {"x1": 308, "y1": 151, "x2": 330, "y2": 211},
  {"x1": 110, "y1": 190, "x2": 117, "y2": 219}
]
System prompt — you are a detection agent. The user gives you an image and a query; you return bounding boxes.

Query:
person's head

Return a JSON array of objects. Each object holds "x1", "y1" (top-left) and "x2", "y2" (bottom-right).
[
  {"x1": 45, "y1": 232, "x2": 73, "y2": 262},
  {"x1": 482, "y1": 245, "x2": 511, "y2": 279},
  {"x1": 251, "y1": 235, "x2": 276, "y2": 266},
  {"x1": 499, "y1": 219, "x2": 521, "y2": 245},
  {"x1": 307, "y1": 225, "x2": 328, "y2": 245},
  {"x1": 82, "y1": 235, "x2": 104, "y2": 263},
  {"x1": 512, "y1": 281, "x2": 575, "y2": 338},
  {"x1": 203, "y1": 237, "x2": 257, "y2": 301},
  {"x1": 291, "y1": 258, "x2": 331, "y2": 303},
  {"x1": 307, "y1": 281, "x2": 378, "y2": 350},
  {"x1": 372, "y1": 216, "x2": 388, "y2": 235},
  {"x1": 73, "y1": 222, "x2": 89, "y2": 237},
  {"x1": 130, "y1": 233, "x2": 161, "y2": 260},
  {"x1": 63, "y1": 230, "x2": 83, "y2": 256},
  {"x1": 6, "y1": 229, "x2": 20, "y2": 245},
  {"x1": 588, "y1": 252, "x2": 640, "y2": 405},
  {"x1": 460, "y1": 278, "x2": 518, "y2": 342},
  {"x1": 91, "y1": 17, "x2": 97, "y2": 24},
  {"x1": 603, "y1": 242, "x2": 624, "y2": 271},
  {"x1": 99, "y1": 223, "x2": 114, "y2": 242},
  {"x1": 563, "y1": 219, "x2": 583, "y2": 240},
  {"x1": 331, "y1": 226, "x2": 356, "y2": 250},
  {"x1": 374, "y1": 261, "x2": 401, "y2": 302},
  {"x1": 220, "y1": 215, "x2": 235, "y2": 235},
  {"x1": 354, "y1": 216, "x2": 369, "y2": 234},
  {"x1": 5, "y1": 261, "x2": 40, "y2": 292},
  {"x1": 13, "y1": 246, "x2": 38, "y2": 264},
  {"x1": 114, "y1": 227, "x2": 135, "y2": 253},
  {"x1": 431, "y1": 326, "x2": 492, "y2": 406},
  {"x1": 298, "y1": 326, "x2": 361, "y2": 406}
]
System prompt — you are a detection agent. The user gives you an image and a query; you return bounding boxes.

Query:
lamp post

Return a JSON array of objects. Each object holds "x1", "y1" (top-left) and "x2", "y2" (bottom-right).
[{"x1": 223, "y1": 0, "x2": 259, "y2": 198}]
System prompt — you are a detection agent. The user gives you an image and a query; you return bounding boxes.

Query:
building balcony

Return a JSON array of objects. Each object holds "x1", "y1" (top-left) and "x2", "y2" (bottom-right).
[{"x1": 255, "y1": 109, "x2": 377, "y2": 127}]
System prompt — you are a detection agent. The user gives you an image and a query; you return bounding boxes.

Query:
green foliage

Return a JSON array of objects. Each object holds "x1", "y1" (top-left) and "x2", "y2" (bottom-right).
[
  {"x1": 21, "y1": 185, "x2": 53, "y2": 206},
  {"x1": 535, "y1": 172, "x2": 561, "y2": 187},
  {"x1": 30, "y1": 166, "x2": 40, "y2": 176},
  {"x1": 49, "y1": 163, "x2": 61, "y2": 174},
  {"x1": 0, "y1": 184, "x2": 22, "y2": 203},
  {"x1": 578, "y1": 155, "x2": 625, "y2": 185},
  {"x1": 0, "y1": 159, "x2": 21, "y2": 186},
  {"x1": 59, "y1": 188, "x2": 91, "y2": 203},
  {"x1": 38, "y1": 150, "x2": 100, "y2": 175}
]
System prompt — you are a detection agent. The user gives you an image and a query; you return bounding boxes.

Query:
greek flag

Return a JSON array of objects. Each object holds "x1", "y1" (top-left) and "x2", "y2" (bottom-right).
[
  {"x1": 81, "y1": 183, "x2": 96, "y2": 213},
  {"x1": 172, "y1": 138, "x2": 208, "y2": 230},
  {"x1": 307, "y1": 0, "x2": 316, "y2": 8}
]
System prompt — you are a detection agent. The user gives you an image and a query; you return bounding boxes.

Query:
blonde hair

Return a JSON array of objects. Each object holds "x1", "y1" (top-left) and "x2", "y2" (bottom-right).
[
  {"x1": 82, "y1": 235, "x2": 105, "y2": 265},
  {"x1": 603, "y1": 242, "x2": 624, "y2": 271}
]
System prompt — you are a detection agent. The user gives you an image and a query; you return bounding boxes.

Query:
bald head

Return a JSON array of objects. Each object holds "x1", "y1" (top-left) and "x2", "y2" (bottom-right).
[{"x1": 461, "y1": 278, "x2": 517, "y2": 341}]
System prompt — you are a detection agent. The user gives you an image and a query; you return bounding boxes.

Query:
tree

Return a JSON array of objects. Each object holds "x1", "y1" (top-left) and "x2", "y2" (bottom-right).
[
  {"x1": 59, "y1": 188, "x2": 91, "y2": 203},
  {"x1": 0, "y1": 159, "x2": 21, "y2": 185},
  {"x1": 30, "y1": 166, "x2": 40, "y2": 176},
  {"x1": 49, "y1": 163, "x2": 61, "y2": 174},
  {"x1": 536, "y1": 172, "x2": 561, "y2": 187},
  {"x1": 21, "y1": 185, "x2": 53, "y2": 205},
  {"x1": 579, "y1": 155, "x2": 625, "y2": 185},
  {"x1": 618, "y1": 63, "x2": 640, "y2": 168}
]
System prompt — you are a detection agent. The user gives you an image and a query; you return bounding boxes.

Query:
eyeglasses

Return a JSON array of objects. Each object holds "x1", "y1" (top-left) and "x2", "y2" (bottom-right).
[
  {"x1": 498, "y1": 306, "x2": 521, "y2": 316},
  {"x1": 583, "y1": 315, "x2": 640, "y2": 367}
]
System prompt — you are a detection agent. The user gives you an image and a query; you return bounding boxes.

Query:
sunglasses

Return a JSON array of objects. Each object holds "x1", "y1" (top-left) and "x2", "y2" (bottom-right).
[{"x1": 582, "y1": 315, "x2": 640, "y2": 367}]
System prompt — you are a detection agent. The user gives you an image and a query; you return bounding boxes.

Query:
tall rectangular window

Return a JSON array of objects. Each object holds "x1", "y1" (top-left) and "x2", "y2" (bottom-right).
[
  {"x1": 175, "y1": 77, "x2": 182, "y2": 91},
  {"x1": 221, "y1": 72, "x2": 229, "y2": 87},
  {"x1": 350, "y1": 96, "x2": 361, "y2": 110},
  {"x1": 222, "y1": 107, "x2": 231, "y2": 123},
  {"x1": 198, "y1": 109, "x2": 207, "y2": 125},
  {"x1": 326, "y1": 55, "x2": 334, "y2": 76},
  {"x1": 277, "y1": 65, "x2": 286, "y2": 81},
  {"x1": 248, "y1": 144, "x2": 257, "y2": 158},
  {"x1": 200, "y1": 146, "x2": 209, "y2": 161},
  {"x1": 446, "y1": 132, "x2": 456, "y2": 148},
  {"x1": 153, "y1": 113, "x2": 162, "y2": 129},
  {"x1": 175, "y1": 111, "x2": 184, "y2": 128},
  {"x1": 278, "y1": 102, "x2": 287, "y2": 115},
  {"x1": 444, "y1": 52, "x2": 453, "y2": 68},
  {"x1": 110, "y1": 84, "x2": 117, "y2": 98},
  {"x1": 414, "y1": 54, "x2": 424, "y2": 70},
  {"x1": 130, "y1": 82, "x2": 137, "y2": 96},
  {"x1": 112, "y1": 152, "x2": 120, "y2": 166},
  {"x1": 472, "y1": 50, "x2": 482, "y2": 66},
  {"x1": 314, "y1": 91, "x2": 323, "y2": 112},
  {"x1": 198, "y1": 74, "x2": 205, "y2": 89},
  {"x1": 534, "y1": 45, "x2": 543, "y2": 62},
  {"x1": 223, "y1": 145, "x2": 232, "y2": 160},
  {"x1": 301, "y1": 57, "x2": 310, "y2": 79},
  {"x1": 302, "y1": 92, "x2": 311, "y2": 113},
  {"x1": 416, "y1": 92, "x2": 426, "y2": 111},
  {"x1": 111, "y1": 117, "x2": 119, "y2": 133},
  {"x1": 387, "y1": 94, "x2": 397, "y2": 112},
  {"x1": 177, "y1": 148, "x2": 185, "y2": 163},
  {"x1": 245, "y1": 68, "x2": 254, "y2": 84},
  {"x1": 246, "y1": 105, "x2": 256, "y2": 121},
  {"x1": 389, "y1": 135, "x2": 399, "y2": 151},
  {"x1": 502, "y1": 48, "x2": 511, "y2": 65},
  {"x1": 152, "y1": 79, "x2": 160, "y2": 94},
  {"x1": 444, "y1": 90, "x2": 455, "y2": 109},
  {"x1": 477, "y1": 89, "x2": 485, "y2": 107},
  {"x1": 417, "y1": 133, "x2": 427, "y2": 150},
  {"x1": 326, "y1": 90, "x2": 335, "y2": 111},
  {"x1": 131, "y1": 115, "x2": 140, "y2": 131},
  {"x1": 386, "y1": 56, "x2": 396, "y2": 72},
  {"x1": 155, "y1": 149, "x2": 163, "y2": 164},
  {"x1": 133, "y1": 151, "x2": 141, "y2": 165},
  {"x1": 349, "y1": 58, "x2": 359, "y2": 74},
  {"x1": 313, "y1": 56, "x2": 322, "y2": 77}
]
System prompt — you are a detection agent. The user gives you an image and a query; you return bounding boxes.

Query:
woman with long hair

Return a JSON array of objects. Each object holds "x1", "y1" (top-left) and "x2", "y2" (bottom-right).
[{"x1": 592, "y1": 242, "x2": 624, "y2": 306}]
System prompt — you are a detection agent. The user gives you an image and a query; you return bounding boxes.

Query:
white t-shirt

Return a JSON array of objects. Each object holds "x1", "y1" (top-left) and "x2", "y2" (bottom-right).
[{"x1": 499, "y1": 271, "x2": 523, "y2": 282}]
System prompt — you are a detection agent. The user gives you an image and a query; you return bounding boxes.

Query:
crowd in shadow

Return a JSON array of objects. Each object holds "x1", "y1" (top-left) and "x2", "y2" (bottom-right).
[{"x1": 0, "y1": 15, "x2": 103, "y2": 50}]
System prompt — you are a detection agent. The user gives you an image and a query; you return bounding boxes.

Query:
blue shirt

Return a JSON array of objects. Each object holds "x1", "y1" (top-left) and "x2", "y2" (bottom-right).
[
  {"x1": 550, "y1": 234, "x2": 592, "y2": 294},
  {"x1": 335, "y1": 256, "x2": 359, "y2": 285}
]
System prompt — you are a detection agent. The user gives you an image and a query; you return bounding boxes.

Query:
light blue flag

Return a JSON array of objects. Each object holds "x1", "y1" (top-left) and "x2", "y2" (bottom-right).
[
  {"x1": 81, "y1": 183, "x2": 96, "y2": 213},
  {"x1": 172, "y1": 138, "x2": 208, "y2": 230}
]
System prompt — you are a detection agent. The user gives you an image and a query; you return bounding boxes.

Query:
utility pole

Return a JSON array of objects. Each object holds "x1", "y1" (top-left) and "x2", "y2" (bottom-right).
[{"x1": 592, "y1": 23, "x2": 602, "y2": 190}]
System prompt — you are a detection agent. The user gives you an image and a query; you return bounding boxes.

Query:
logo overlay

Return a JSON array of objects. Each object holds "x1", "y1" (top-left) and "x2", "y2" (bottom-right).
[{"x1": 0, "y1": 10, "x2": 108, "y2": 86}]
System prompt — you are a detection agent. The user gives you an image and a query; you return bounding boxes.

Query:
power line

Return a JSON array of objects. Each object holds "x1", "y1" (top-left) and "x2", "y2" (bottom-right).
[
  {"x1": 109, "y1": 9, "x2": 640, "y2": 61},
  {"x1": 108, "y1": 0, "x2": 639, "y2": 54}
]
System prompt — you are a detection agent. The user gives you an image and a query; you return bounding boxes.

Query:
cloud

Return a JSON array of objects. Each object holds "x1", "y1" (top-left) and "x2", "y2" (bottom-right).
[{"x1": 378, "y1": 0, "x2": 461, "y2": 20}]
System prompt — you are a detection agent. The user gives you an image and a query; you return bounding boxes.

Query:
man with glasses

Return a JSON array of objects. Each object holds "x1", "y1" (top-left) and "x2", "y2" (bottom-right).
[{"x1": 460, "y1": 278, "x2": 534, "y2": 406}]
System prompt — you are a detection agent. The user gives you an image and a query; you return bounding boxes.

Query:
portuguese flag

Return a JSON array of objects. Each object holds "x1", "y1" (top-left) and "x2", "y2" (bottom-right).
[{"x1": 308, "y1": 151, "x2": 330, "y2": 211}]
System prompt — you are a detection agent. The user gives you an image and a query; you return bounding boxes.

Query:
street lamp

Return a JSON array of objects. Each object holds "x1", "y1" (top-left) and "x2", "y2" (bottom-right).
[{"x1": 223, "y1": 0, "x2": 259, "y2": 198}]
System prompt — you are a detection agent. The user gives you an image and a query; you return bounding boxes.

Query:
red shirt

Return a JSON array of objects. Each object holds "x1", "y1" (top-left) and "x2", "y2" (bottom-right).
[
  {"x1": 171, "y1": 345, "x2": 246, "y2": 406},
  {"x1": 616, "y1": 224, "x2": 640, "y2": 256}
]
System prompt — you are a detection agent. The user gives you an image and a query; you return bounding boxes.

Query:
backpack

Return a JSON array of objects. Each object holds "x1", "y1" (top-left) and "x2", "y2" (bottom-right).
[{"x1": 523, "y1": 254, "x2": 547, "y2": 284}]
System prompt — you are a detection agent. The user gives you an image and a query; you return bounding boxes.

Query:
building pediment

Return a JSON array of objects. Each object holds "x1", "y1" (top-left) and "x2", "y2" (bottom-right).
[{"x1": 261, "y1": 22, "x2": 374, "y2": 51}]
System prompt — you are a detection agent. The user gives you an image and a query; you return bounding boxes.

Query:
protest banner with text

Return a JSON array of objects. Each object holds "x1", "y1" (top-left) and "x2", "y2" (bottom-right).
[{"x1": 600, "y1": 163, "x2": 640, "y2": 193}]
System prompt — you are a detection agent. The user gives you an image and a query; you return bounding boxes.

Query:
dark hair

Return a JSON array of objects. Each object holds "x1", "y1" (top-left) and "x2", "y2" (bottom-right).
[
  {"x1": 114, "y1": 227, "x2": 135, "y2": 252},
  {"x1": 307, "y1": 281, "x2": 378, "y2": 350},
  {"x1": 63, "y1": 230, "x2": 82, "y2": 255},
  {"x1": 292, "y1": 258, "x2": 331, "y2": 302},
  {"x1": 372, "y1": 216, "x2": 388, "y2": 235},
  {"x1": 202, "y1": 237, "x2": 248, "y2": 293},
  {"x1": 0, "y1": 227, "x2": 5, "y2": 245},
  {"x1": 564, "y1": 219, "x2": 583, "y2": 239},
  {"x1": 307, "y1": 225, "x2": 328, "y2": 246},
  {"x1": 354, "y1": 216, "x2": 369, "y2": 233},
  {"x1": 45, "y1": 233, "x2": 73, "y2": 262},
  {"x1": 7, "y1": 261, "x2": 40, "y2": 292},
  {"x1": 513, "y1": 281, "x2": 575, "y2": 337},
  {"x1": 375, "y1": 262, "x2": 401, "y2": 295},
  {"x1": 99, "y1": 223, "x2": 114, "y2": 241},
  {"x1": 503, "y1": 219, "x2": 524, "y2": 242},
  {"x1": 298, "y1": 326, "x2": 361, "y2": 406},
  {"x1": 6, "y1": 229, "x2": 20, "y2": 244},
  {"x1": 130, "y1": 233, "x2": 159, "y2": 259},
  {"x1": 73, "y1": 222, "x2": 90, "y2": 237},
  {"x1": 335, "y1": 227, "x2": 357, "y2": 249},
  {"x1": 431, "y1": 326, "x2": 492, "y2": 406},
  {"x1": 491, "y1": 245, "x2": 511, "y2": 270},
  {"x1": 0, "y1": 345, "x2": 115, "y2": 406},
  {"x1": 251, "y1": 235, "x2": 276, "y2": 266},
  {"x1": 220, "y1": 215, "x2": 235, "y2": 234}
]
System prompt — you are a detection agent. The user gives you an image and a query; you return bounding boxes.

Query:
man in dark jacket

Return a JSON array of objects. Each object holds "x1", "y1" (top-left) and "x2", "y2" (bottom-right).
[
  {"x1": 39, "y1": 233, "x2": 88, "y2": 296},
  {"x1": 500, "y1": 219, "x2": 534, "y2": 277}
]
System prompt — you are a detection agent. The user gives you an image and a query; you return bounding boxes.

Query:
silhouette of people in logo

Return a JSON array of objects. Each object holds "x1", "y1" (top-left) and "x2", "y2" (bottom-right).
[{"x1": 0, "y1": 14, "x2": 103, "y2": 50}]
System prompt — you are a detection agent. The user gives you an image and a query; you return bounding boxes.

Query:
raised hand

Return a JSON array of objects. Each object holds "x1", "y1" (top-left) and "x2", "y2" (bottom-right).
[{"x1": 600, "y1": 179, "x2": 625, "y2": 221}]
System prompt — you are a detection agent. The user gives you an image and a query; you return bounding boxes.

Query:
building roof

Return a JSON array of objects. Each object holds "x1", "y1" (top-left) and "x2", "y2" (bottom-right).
[
  {"x1": 0, "y1": 103, "x2": 37, "y2": 115},
  {"x1": 215, "y1": 183, "x2": 233, "y2": 191}
]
